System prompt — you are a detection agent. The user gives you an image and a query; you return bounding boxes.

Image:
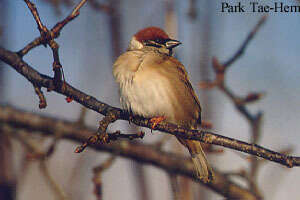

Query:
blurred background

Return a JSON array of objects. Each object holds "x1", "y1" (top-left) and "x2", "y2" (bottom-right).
[{"x1": 1, "y1": 0, "x2": 300, "y2": 199}]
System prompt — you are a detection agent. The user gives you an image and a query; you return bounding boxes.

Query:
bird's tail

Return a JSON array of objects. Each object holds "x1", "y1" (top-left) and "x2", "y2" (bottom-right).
[
  {"x1": 190, "y1": 144, "x2": 214, "y2": 183},
  {"x1": 178, "y1": 138, "x2": 214, "y2": 183}
]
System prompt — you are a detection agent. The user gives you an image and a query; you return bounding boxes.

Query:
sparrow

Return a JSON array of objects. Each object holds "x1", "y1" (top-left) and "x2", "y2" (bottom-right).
[{"x1": 113, "y1": 26, "x2": 214, "y2": 182}]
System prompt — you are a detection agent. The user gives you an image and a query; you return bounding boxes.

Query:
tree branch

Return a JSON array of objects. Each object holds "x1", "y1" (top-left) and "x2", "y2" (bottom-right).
[
  {"x1": 0, "y1": 47, "x2": 299, "y2": 169},
  {"x1": 0, "y1": 105, "x2": 259, "y2": 200}
]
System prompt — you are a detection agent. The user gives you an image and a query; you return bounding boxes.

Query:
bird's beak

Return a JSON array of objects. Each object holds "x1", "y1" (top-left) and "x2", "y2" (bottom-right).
[{"x1": 165, "y1": 39, "x2": 182, "y2": 49}]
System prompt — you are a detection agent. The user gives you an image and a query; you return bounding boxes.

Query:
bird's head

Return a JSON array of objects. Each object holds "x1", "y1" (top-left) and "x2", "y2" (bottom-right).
[{"x1": 128, "y1": 27, "x2": 181, "y2": 55}]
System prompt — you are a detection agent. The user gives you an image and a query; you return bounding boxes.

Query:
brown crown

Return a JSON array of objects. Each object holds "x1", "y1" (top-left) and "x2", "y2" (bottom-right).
[{"x1": 134, "y1": 27, "x2": 169, "y2": 42}]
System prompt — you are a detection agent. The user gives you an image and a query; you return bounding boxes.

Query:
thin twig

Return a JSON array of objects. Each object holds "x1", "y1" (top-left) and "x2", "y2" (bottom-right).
[
  {"x1": 18, "y1": 0, "x2": 88, "y2": 56},
  {"x1": 71, "y1": 0, "x2": 87, "y2": 15},
  {"x1": 75, "y1": 112, "x2": 145, "y2": 153},
  {"x1": 23, "y1": 0, "x2": 48, "y2": 41},
  {"x1": 223, "y1": 15, "x2": 267, "y2": 68},
  {"x1": 75, "y1": 130, "x2": 145, "y2": 153},
  {"x1": 93, "y1": 156, "x2": 116, "y2": 200},
  {"x1": 33, "y1": 84, "x2": 47, "y2": 109},
  {"x1": 75, "y1": 112, "x2": 119, "y2": 153},
  {"x1": 48, "y1": 40, "x2": 63, "y2": 89},
  {"x1": 40, "y1": 161, "x2": 68, "y2": 200}
]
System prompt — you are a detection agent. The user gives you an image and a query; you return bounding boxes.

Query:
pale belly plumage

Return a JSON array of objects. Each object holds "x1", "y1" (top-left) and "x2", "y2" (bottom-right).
[{"x1": 119, "y1": 69, "x2": 176, "y2": 120}]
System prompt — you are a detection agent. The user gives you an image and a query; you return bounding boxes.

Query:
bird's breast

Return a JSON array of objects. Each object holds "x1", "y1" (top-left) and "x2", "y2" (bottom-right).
[{"x1": 119, "y1": 67, "x2": 177, "y2": 120}]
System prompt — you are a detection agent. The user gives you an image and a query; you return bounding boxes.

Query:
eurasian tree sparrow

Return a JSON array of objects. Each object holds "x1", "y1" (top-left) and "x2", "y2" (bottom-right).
[{"x1": 113, "y1": 27, "x2": 214, "y2": 182}]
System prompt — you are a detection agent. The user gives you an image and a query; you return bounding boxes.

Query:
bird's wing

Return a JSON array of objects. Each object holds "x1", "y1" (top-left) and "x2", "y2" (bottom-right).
[
  {"x1": 170, "y1": 57, "x2": 202, "y2": 112},
  {"x1": 154, "y1": 55, "x2": 202, "y2": 127}
]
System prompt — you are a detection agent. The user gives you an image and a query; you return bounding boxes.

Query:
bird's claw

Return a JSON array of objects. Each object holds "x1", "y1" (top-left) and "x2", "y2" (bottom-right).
[{"x1": 150, "y1": 116, "x2": 166, "y2": 129}]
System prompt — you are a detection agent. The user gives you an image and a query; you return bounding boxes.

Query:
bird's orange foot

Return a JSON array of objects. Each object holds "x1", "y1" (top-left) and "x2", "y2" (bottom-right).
[{"x1": 150, "y1": 116, "x2": 166, "y2": 129}]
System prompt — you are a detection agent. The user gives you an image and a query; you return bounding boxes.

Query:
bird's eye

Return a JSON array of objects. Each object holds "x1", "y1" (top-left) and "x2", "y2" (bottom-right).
[
  {"x1": 144, "y1": 40, "x2": 162, "y2": 48},
  {"x1": 154, "y1": 38, "x2": 164, "y2": 44}
]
